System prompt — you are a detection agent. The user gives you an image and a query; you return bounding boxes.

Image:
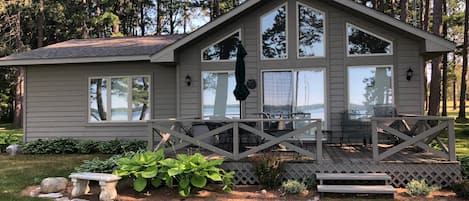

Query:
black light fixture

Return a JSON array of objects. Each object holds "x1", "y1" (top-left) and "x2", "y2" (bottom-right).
[
  {"x1": 185, "y1": 75, "x2": 192, "y2": 86},
  {"x1": 406, "y1": 67, "x2": 414, "y2": 81}
]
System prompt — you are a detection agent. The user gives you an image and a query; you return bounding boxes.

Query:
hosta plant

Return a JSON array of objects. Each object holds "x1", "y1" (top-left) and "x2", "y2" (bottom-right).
[
  {"x1": 114, "y1": 150, "x2": 165, "y2": 192},
  {"x1": 159, "y1": 153, "x2": 235, "y2": 197}
]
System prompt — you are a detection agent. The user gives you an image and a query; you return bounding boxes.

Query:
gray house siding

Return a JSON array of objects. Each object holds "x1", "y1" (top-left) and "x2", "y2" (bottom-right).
[
  {"x1": 177, "y1": 0, "x2": 424, "y2": 135},
  {"x1": 25, "y1": 62, "x2": 176, "y2": 141}
]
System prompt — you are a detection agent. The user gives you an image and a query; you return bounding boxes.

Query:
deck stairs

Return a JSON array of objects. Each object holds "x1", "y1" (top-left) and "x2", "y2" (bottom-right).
[{"x1": 316, "y1": 173, "x2": 396, "y2": 195}]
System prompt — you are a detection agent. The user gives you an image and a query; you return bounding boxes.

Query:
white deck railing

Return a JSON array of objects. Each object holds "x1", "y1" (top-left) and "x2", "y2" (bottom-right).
[
  {"x1": 371, "y1": 116, "x2": 456, "y2": 162},
  {"x1": 147, "y1": 118, "x2": 323, "y2": 161}
]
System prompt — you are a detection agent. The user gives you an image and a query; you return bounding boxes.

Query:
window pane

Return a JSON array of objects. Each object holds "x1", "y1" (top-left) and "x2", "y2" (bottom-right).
[
  {"x1": 296, "y1": 70, "x2": 324, "y2": 120},
  {"x1": 348, "y1": 67, "x2": 393, "y2": 118},
  {"x1": 263, "y1": 71, "x2": 293, "y2": 115},
  {"x1": 261, "y1": 5, "x2": 287, "y2": 59},
  {"x1": 202, "y1": 72, "x2": 239, "y2": 119},
  {"x1": 298, "y1": 4, "x2": 325, "y2": 57},
  {"x1": 90, "y1": 79, "x2": 107, "y2": 122},
  {"x1": 203, "y1": 32, "x2": 240, "y2": 61},
  {"x1": 132, "y1": 77, "x2": 150, "y2": 121},
  {"x1": 111, "y1": 77, "x2": 129, "y2": 121},
  {"x1": 347, "y1": 24, "x2": 392, "y2": 55}
]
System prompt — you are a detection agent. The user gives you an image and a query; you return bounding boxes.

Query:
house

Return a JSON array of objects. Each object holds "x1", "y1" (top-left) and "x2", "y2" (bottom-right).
[{"x1": 0, "y1": 0, "x2": 461, "y2": 188}]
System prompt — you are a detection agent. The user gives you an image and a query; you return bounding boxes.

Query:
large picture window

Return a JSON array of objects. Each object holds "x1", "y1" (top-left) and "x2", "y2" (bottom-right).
[
  {"x1": 202, "y1": 72, "x2": 240, "y2": 119},
  {"x1": 89, "y1": 76, "x2": 150, "y2": 122},
  {"x1": 202, "y1": 30, "x2": 241, "y2": 61},
  {"x1": 348, "y1": 66, "x2": 393, "y2": 118},
  {"x1": 346, "y1": 23, "x2": 393, "y2": 56},
  {"x1": 261, "y1": 4, "x2": 287, "y2": 60},
  {"x1": 297, "y1": 3, "x2": 325, "y2": 58},
  {"x1": 262, "y1": 69, "x2": 325, "y2": 121}
]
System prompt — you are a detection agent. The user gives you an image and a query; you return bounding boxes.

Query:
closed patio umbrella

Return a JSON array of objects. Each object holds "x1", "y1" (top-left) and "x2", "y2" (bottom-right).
[{"x1": 233, "y1": 43, "x2": 250, "y2": 101}]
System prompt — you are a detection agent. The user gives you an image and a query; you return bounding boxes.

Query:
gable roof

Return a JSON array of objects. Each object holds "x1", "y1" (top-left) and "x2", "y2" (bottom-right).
[
  {"x1": 0, "y1": 35, "x2": 184, "y2": 66},
  {"x1": 150, "y1": 0, "x2": 456, "y2": 62}
]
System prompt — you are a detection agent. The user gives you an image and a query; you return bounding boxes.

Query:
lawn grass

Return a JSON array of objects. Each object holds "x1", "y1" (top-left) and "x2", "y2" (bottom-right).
[
  {"x1": 0, "y1": 123, "x2": 24, "y2": 143},
  {"x1": 0, "y1": 154, "x2": 100, "y2": 200}
]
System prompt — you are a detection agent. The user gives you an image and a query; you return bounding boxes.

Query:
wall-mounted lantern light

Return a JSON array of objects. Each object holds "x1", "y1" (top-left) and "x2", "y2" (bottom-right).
[
  {"x1": 406, "y1": 68, "x2": 414, "y2": 81},
  {"x1": 185, "y1": 75, "x2": 192, "y2": 86}
]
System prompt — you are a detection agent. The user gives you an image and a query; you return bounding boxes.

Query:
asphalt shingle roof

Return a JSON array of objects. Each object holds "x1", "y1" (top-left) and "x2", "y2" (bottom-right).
[{"x1": 0, "y1": 35, "x2": 185, "y2": 61}]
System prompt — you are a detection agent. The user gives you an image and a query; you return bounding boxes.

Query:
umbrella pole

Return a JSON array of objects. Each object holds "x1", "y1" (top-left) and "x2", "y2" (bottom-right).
[{"x1": 240, "y1": 100, "x2": 245, "y2": 119}]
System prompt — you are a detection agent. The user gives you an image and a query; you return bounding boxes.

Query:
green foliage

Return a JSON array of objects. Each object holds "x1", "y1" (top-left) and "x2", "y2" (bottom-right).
[
  {"x1": 22, "y1": 138, "x2": 146, "y2": 154},
  {"x1": 280, "y1": 180, "x2": 307, "y2": 194},
  {"x1": 159, "y1": 153, "x2": 235, "y2": 197},
  {"x1": 0, "y1": 133, "x2": 20, "y2": 152},
  {"x1": 74, "y1": 152, "x2": 136, "y2": 173},
  {"x1": 458, "y1": 155, "x2": 469, "y2": 179},
  {"x1": 452, "y1": 180, "x2": 469, "y2": 199},
  {"x1": 405, "y1": 179, "x2": 440, "y2": 197},
  {"x1": 302, "y1": 177, "x2": 317, "y2": 189},
  {"x1": 252, "y1": 152, "x2": 285, "y2": 188},
  {"x1": 114, "y1": 150, "x2": 165, "y2": 192}
]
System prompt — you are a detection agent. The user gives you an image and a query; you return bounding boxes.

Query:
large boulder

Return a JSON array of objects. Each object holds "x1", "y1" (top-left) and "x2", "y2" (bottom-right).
[
  {"x1": 6, "y1": 144, "x2": 21, "y2": 155},
  {"x1": 40, "y1": 177, "x2": 68, "y2": 193}
]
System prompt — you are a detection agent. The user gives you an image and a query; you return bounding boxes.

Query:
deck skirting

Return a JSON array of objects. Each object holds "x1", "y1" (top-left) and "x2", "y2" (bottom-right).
[{"x1": 221, "y1": 161, "x2": 462, "y2": 187}]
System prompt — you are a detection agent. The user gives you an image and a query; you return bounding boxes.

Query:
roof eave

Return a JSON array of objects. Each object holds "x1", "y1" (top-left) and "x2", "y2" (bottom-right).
[
  {"x1": 0, "y1": 55, "x2": 150, "y2": 66},
  {"x1": 150, "y1": 0, "x2": 262, "y2": 63}
]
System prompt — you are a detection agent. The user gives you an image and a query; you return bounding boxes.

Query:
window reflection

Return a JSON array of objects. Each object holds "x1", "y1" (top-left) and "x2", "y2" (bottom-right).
[
  {"x1": 202, "y1": 31, "x2": 240, "y2": 61},
  {"x1": 347, "y1": 24, "x2": 392, "y2": 55},
  {"x1": 348, "y1": 67, "x2": 393, "y2": 118},
  {"x1": 111, "y1": 78, "x2": 129, "y2": 121},
  {"x1": 202, "y1": 72, "x2": 240, "y2": 119},
  {"x1": 261, "y1": 5, "x2": 287, "y2": 59},
  {"x1": 132, "y1": 77, "x2": 150, "y2": 120},
  {"x1": 298, "y1": 4, "x2": 325, "y2": 57},
  {"x1": 90, "y1": 79, "x2": 107, "y2": 122}
]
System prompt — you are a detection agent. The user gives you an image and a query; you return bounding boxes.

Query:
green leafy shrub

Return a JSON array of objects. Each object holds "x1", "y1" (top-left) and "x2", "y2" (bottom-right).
[
  {"x1": 76, "y1": 140, "x2": 99, "y2": 154},
  {"x1": 160, "y1": 153, "x2": 235, "y2": 197},
  {"x1": 74, "y1": 152, "x2": 136, "y2": 173},
  {"x1": 22, "y1": 138, "x2": 146, "y2": 154},
  {"x1": 406, "y1": 179, "x2": 440, "y2": 197},
  {"x1": 458, "y1": 156, "x2": 469, "y2": 179},
  {"x1": 452, "y1": 180, "x2": 469, "y2": 199},
  {"x1": 114, "y1": 150, "x2": 166, "y2": 192},
  {"x1": 0, "y1": 133, "x2": 20, "y2": 152},
  {"x1": 252, "y1": 152, "x2": 285, "y2": 188},
  {"x1": 280, "y1": 180, "x2": 307, "y2": 194}
]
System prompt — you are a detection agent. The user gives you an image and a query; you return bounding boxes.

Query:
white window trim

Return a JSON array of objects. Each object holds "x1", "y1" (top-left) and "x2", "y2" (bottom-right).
[
  {"x1": 346, "y1": 23, "x2": 394, "y2": 57},
  {"x1": 296, "y1": 2, "x2": 327, "y2": 59},
  {"x1": 200, "y1": 70, "x2": 240, "y2": 119},
  {"x1": 346, "y1": 65, "x2": 395, "y2": 114},
  {"x1": 201, "y1": 28, "x2": 242, "y2": 62},
  {"x1": 260, "y1": 68, "x2": 328, "y2": 129},
  {"x1": 260, "y1": 3, "x2": 289, "y2": 61},
  {"x1": 88, "y1": 75, "x2": 152, "y2": 123}
]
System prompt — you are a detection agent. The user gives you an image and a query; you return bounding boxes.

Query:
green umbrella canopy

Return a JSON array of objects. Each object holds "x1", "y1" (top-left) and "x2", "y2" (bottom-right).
[{"x1": 233, "y1": 43, "x2": 250, "y2": 101}]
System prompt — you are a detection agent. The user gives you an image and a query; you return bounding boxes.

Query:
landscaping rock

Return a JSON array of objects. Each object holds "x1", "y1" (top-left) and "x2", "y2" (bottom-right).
[
  {"x1": 71, "y1": 199, "x2": 90, "y2": 201},
  {"x1": 38, "y1": 192, "x2": 63, "y2": 199},
  {"x1": 6, "y1": 144, "x2": 21, "y2": 155},
  {"x1": 260, "y1": 189, "x2": 267, "y2": 194},
  {"x1": 40, "y1": 177, "x2": 68, "y2": 193}
]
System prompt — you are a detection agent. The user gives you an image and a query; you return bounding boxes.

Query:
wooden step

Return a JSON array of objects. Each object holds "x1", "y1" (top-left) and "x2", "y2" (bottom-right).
[
  {"x1": 316, "y1": 173, "x2": 391, "y2": 181},
  {"x1": 317, "y1": 185, "x2": 396, "y2": 194}
]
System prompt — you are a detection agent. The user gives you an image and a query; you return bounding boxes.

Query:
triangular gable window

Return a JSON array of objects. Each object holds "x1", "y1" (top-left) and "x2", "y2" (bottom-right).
[
  {"x1": 347, "y1": 23, "x2": 393, "y2": 56},
  {"x1": 202, "y1": 30, "x2": 241, "y2": 61}
]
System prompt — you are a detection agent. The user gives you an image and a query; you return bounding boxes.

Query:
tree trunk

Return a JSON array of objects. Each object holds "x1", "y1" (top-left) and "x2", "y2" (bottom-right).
[
  {"x1": 140, "y1": 1, "x2": 145, "y2": 36},
  {"x1": 389, "y1": 0, "x2": 396, "y2": 17},
  {"x1": 428, "y1": 0, "x2": 443, "y2": 116},
  {"x1": 458, "y1": 0, "x2": 468, "y2": 120},
  {"x1": 453, "y1": 80, "x2": 457, "y2": 110},
  {"x1": 156, "y1": 0, "x2": 162, "y2": 34},
  {"x1": 13, "y1": 67, "x2": 24, "y2": 128},
  {"x1": 423, "y1": 0, "x2": 430, "y2": 31},
  {"x1": 400, "y1": 0, "x2": 408, "y2": 22},
  {"x1": 82, "y1": 0, "x2": 89, "y2": 39},
  {"x1": 37, "y1": 0, "x2": 44, "y2": 48},
  {"x1": 442, "y1": 0, "x2": 448, "y2": 116}
]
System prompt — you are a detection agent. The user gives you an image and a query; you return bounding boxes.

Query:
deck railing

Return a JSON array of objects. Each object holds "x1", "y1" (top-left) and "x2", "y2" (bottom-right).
[
  {"x1": 147, "y1": 118, "x2": 323, "y2": 161},
  {"x1": 371, "y1": 116, "x2": 456, "y2": 162}
]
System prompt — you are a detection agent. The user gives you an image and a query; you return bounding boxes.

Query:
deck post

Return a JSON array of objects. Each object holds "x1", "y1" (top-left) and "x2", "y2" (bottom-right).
[
  {"x1": 233, "y1": 122, "x2": 239, "y2": 160},
  {"x1": 448, "y1": 119, "x2": 456, "y2": 161},
  {"x1": 147, "y1": 122, "x2": 154, "y2": 151},
  {"x1": 371, "y1": 119, "x2": 379, "y2": 163},
  {"x1": 316, "y1": 120, "x2": 323, "y2": 163}
]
